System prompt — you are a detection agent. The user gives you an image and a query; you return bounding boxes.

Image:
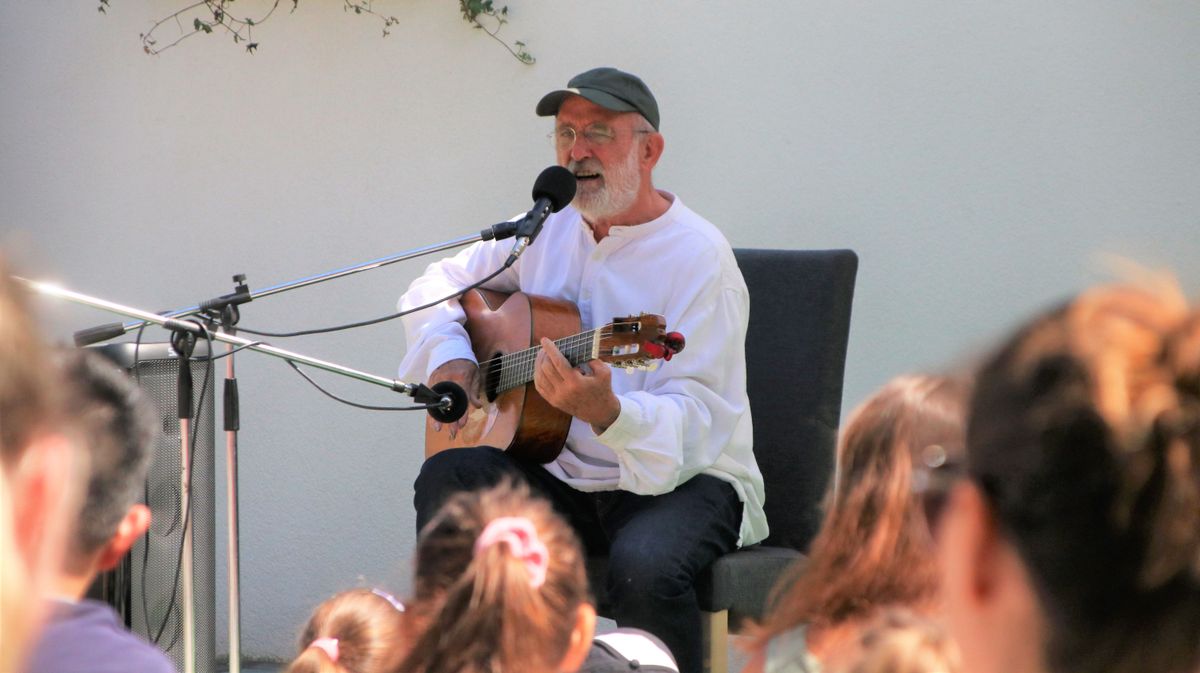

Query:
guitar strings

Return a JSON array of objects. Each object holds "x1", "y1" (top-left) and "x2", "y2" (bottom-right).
[{"x1": 480, "y1": 326, "x2": 619, "y2": 395}]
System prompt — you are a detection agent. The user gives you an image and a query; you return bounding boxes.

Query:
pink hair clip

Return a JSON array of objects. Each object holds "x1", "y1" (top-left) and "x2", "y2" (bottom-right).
[
  {"x1": 371, "y1": 587, "x2": 405, "y2": 612},
  {"x1": 309, "y1": 637, "x2": 339, "y2": 662},
  {"x1": 474, "y1": 516, "x2": 550, "y2": 589}
]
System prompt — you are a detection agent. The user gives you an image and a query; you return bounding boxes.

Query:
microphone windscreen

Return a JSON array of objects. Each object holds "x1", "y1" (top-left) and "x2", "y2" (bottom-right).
[{"x1": 532, "y1": 166, "x2": 577, "y2": 212}]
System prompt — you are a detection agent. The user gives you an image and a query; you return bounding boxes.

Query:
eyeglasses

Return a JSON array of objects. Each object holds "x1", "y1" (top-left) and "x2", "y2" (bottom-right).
[
  {"x1": 911, "y1": 444, "x2": 965, "y2": 537},
  {"x1": 549, "y1": 123, "x2": 653, "y2": 151}
]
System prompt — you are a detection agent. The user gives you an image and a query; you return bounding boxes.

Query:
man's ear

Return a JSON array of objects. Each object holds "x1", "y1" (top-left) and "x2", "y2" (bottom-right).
[
  {"x1": 641, "y1": 132, "x2": 664, "y2": 171},
  {"x1": 96, "y1": 504, "x2": 151, "y2": 571},
  {"x1": 9, "y1": 432, "x2": 77, "y2": 571},
  {"x1": 557, "y1": 602, "x2": 597, "y2": 673}
]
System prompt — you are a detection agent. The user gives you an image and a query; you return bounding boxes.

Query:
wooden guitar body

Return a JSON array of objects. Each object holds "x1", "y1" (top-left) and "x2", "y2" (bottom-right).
[{"x1": 424, "y1": 289, "x2": 580, "y2": 464}]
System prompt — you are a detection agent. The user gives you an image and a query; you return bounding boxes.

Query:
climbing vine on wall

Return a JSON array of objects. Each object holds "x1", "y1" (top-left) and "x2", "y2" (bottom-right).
[{"x1": 96, "y1": 0, "x2": 534, "y2": 64}]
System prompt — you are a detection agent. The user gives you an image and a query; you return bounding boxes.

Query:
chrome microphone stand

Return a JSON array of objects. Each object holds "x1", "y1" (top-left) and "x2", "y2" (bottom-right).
[
  {"x1": 65, "y1": 227, "x2": 508, "y2": 673},
  {"x1": 23, "y1": 278, "x2": 465, "y2": 415},
  {"x1": 18, "y1": 277, "x2": 468, "y2": 673},
  {"x1": 45, "y1": 164, "x2": 573, "y2": 673}
]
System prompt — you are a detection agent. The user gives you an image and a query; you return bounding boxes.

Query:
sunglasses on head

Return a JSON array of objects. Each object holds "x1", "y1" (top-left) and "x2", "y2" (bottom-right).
[{"x1": 911, "y1": 443, "x2": 965, "y2": 536}]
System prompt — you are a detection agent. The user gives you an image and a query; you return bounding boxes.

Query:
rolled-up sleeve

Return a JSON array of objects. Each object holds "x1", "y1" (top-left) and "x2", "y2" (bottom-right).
[{"x1": 396, "y1": 241, "x2": 519, "y2": 383}]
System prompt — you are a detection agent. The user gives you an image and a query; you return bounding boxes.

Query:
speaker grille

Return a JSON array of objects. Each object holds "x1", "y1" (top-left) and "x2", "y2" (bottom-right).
[{"x1": 91, "y1": 342, "x2": 217, "y2": 673}]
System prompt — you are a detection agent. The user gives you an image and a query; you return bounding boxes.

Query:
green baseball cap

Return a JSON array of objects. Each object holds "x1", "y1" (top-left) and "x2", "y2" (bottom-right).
[{"x1": 536, "y1": 67, "x2": 660, "y2": 131}]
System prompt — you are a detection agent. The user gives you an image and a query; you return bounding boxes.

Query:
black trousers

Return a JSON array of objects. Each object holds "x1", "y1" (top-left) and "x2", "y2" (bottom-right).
[{"x1": 413, "y1": 446, "x2": 742, "y2": 673}]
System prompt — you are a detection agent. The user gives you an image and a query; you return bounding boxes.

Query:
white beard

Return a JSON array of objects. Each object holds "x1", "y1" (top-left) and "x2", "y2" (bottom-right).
[{"x1": 568, "y1": 149, "x2": 641, "y2": 221}]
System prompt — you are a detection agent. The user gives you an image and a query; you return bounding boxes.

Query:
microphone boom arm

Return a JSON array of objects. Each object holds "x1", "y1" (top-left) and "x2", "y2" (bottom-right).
[
  {"x1": 74, "y1": 231, "x2": 488, "y2": 346},
  {"x1": 17, "y1": 277, "x2": 465, "y2": 417}
]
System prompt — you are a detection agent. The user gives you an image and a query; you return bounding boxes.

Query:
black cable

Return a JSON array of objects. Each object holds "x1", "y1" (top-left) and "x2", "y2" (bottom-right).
[
  {"x1": 134, "y1": 324, "x2": 155, "y2": 639},
  {"x1": 145, "y1": 322, "x2": 212, "y2": 649},
  {"x1": 193, "y1": 340, "x2": 262, "y2": 362},
  {"x1": 236, "y1": 262, "x2": 511, "y2": 338},
  {"x1": 285, "y1": 360, "x2": 443, "y2": 412}
]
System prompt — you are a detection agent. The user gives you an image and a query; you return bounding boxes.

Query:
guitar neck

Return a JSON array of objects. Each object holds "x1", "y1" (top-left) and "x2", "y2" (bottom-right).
[{"x1": 484, "y1": 327, "x2": 604, "y2": 396}]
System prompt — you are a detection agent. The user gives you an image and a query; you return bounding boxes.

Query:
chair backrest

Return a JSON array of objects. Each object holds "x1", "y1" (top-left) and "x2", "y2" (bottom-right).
[{"x1": 734, "y1": 248, "x2": 857, "y2": 552}]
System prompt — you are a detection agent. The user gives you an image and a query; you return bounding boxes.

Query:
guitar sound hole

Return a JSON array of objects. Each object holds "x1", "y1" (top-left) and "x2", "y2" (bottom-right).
[{"x1": 484, "y1": 351, "x2": 502, "y2": 403}]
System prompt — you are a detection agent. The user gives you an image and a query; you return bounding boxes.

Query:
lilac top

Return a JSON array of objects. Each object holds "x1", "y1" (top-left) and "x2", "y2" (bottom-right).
[{"x1": 25, "y1": 599, "x2": 176, "y2": 673}]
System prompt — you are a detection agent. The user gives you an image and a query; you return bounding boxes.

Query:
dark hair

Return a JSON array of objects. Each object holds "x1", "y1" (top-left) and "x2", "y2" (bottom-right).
[
  {"x1": 399, "y1": 480, "x2": 589, "y2": 673},
  {"x1": 968, "y1": 281, "x2": 1200, "y2": 673},
  {"x1": 59, "y1": 349, "x2": 158, "y2": 559},
  {"x1": 753, "y1": 375, "x2": 968, "y2": 646},
  {"x1": 286, "y1": 588, "x2": 407, "y2": 673}
]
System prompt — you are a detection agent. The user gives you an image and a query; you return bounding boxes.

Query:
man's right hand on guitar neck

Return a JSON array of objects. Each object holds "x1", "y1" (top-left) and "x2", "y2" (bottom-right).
[{"x1": 429, "y1": 358, "x2": 484, "y2": 439}]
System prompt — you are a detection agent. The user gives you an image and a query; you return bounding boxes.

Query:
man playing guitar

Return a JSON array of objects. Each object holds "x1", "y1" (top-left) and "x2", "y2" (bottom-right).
[{"x1": 397, "y1": 67, "x2": 765, "y2": 673}]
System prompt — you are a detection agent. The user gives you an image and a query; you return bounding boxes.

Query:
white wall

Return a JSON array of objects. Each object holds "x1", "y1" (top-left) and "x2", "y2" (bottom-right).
[{"x1": 3, "y1": 0, "x2": 1198, "y2": 661}]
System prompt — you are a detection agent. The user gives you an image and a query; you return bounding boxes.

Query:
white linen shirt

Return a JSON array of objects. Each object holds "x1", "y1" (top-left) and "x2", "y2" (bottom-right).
[{"x1": 397, "y1": 193, "x2": 767, "y2": 546}]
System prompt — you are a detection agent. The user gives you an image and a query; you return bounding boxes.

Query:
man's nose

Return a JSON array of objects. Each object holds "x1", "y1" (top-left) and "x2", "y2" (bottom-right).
[{"x1": 568, "y1": 140, "x2": 593, "y2": 162}]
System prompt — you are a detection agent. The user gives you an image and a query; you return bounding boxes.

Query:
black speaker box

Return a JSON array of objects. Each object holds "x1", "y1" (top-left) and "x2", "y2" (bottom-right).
[{"x1": 88, "y1": 341, "x2": 217, "y2": 673}]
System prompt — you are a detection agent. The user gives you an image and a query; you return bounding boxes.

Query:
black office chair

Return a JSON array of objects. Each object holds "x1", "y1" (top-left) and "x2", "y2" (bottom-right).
[
  {"x1": 588, "y1": 248, "x2": 859, "y2": 673},
  {"x1": 696, "y1": 248, "x2": 857, "y2": 672}
]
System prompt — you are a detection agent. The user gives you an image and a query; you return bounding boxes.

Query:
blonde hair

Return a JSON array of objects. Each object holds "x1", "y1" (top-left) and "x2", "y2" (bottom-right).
[
  {"x1": 285, "y1": 589, "x2": 407, "y2": 673},
  {"x1": 0, "y1": 260, "x2": 78, "y2": 673},
  {"x1": 399, "y1": 480, "x2": 589, "y2": 673}
]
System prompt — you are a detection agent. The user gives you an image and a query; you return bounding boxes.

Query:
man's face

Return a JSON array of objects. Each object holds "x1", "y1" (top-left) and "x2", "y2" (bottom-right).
[{"x1": 554, "y1": 96, "x2": 645, "y2": 221}]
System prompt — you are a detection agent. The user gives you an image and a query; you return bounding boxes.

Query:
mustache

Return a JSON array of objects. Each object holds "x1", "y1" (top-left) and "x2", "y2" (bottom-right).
[{"x1": 567, "y1": 158, "x2": 603, "y2": 176}]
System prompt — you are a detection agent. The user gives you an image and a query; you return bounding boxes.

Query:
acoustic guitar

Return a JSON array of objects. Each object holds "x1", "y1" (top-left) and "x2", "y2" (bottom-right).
[{"x1": 424, "y1": 288, "x2": 685, "y2": 463}]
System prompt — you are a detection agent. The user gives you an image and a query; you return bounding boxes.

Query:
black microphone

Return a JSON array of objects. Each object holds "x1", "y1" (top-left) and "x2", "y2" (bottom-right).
[
  {"x1": 409, "y1": 381, "x2": 469, "y2": 423},
  {"x1": 74, "y1": 322, "x2": 128, "y2": 347},
  {"x1": 505, "y1": 166, "x2": 576, "y2": 264}
]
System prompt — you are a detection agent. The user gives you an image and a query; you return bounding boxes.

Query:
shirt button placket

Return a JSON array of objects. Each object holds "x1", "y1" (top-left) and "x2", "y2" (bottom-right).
[{"x1": 579, "y1": 248, "x2": 604, "y2": 322}]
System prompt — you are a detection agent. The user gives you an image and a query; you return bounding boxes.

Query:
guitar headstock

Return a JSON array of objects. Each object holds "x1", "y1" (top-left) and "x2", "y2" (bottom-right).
[{"x1": 598, "y1": 314, "x2": 686, "y2": 371}]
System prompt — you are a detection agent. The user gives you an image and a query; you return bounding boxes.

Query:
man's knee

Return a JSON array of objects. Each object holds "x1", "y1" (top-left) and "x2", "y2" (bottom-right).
[
  {"x1": 413, "y1": 446, "x2": 513, "y2": 531},
  {"x1": 415, "y1": 446, "x2": 509, "y2": 490},
  {"x1": 606, "y1": 540, "x2": 692, "y2": 603}
]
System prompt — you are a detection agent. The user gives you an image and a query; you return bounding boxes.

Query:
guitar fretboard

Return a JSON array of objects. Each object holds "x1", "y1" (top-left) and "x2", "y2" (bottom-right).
[{"x1": 480, "y1": 326, "x2": 611, "y2": 396}]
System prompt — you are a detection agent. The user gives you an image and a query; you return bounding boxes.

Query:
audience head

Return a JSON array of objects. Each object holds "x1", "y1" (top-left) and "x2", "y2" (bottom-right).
[
  {"x1": 938, "y1": 277, "x2": 1200, "y2": 673},
  {"x1": 56, "y1": 349, "x2": 159, "y2": 580},
  {"x1": 401, "y1": 479, "x2": 595, "y2": 673},
  {"x1": 754, "y1": 374, "x2": 968, "y2": 651},
  {"x1": 0, "y1": 261, "x2": 78, "y2": 673},
  {"x1": 286, "y1": 588, "x2": 408, "y2": 673},
  {"x1": 0, "y1": 260, "x2": 64, "y2": 469}
]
